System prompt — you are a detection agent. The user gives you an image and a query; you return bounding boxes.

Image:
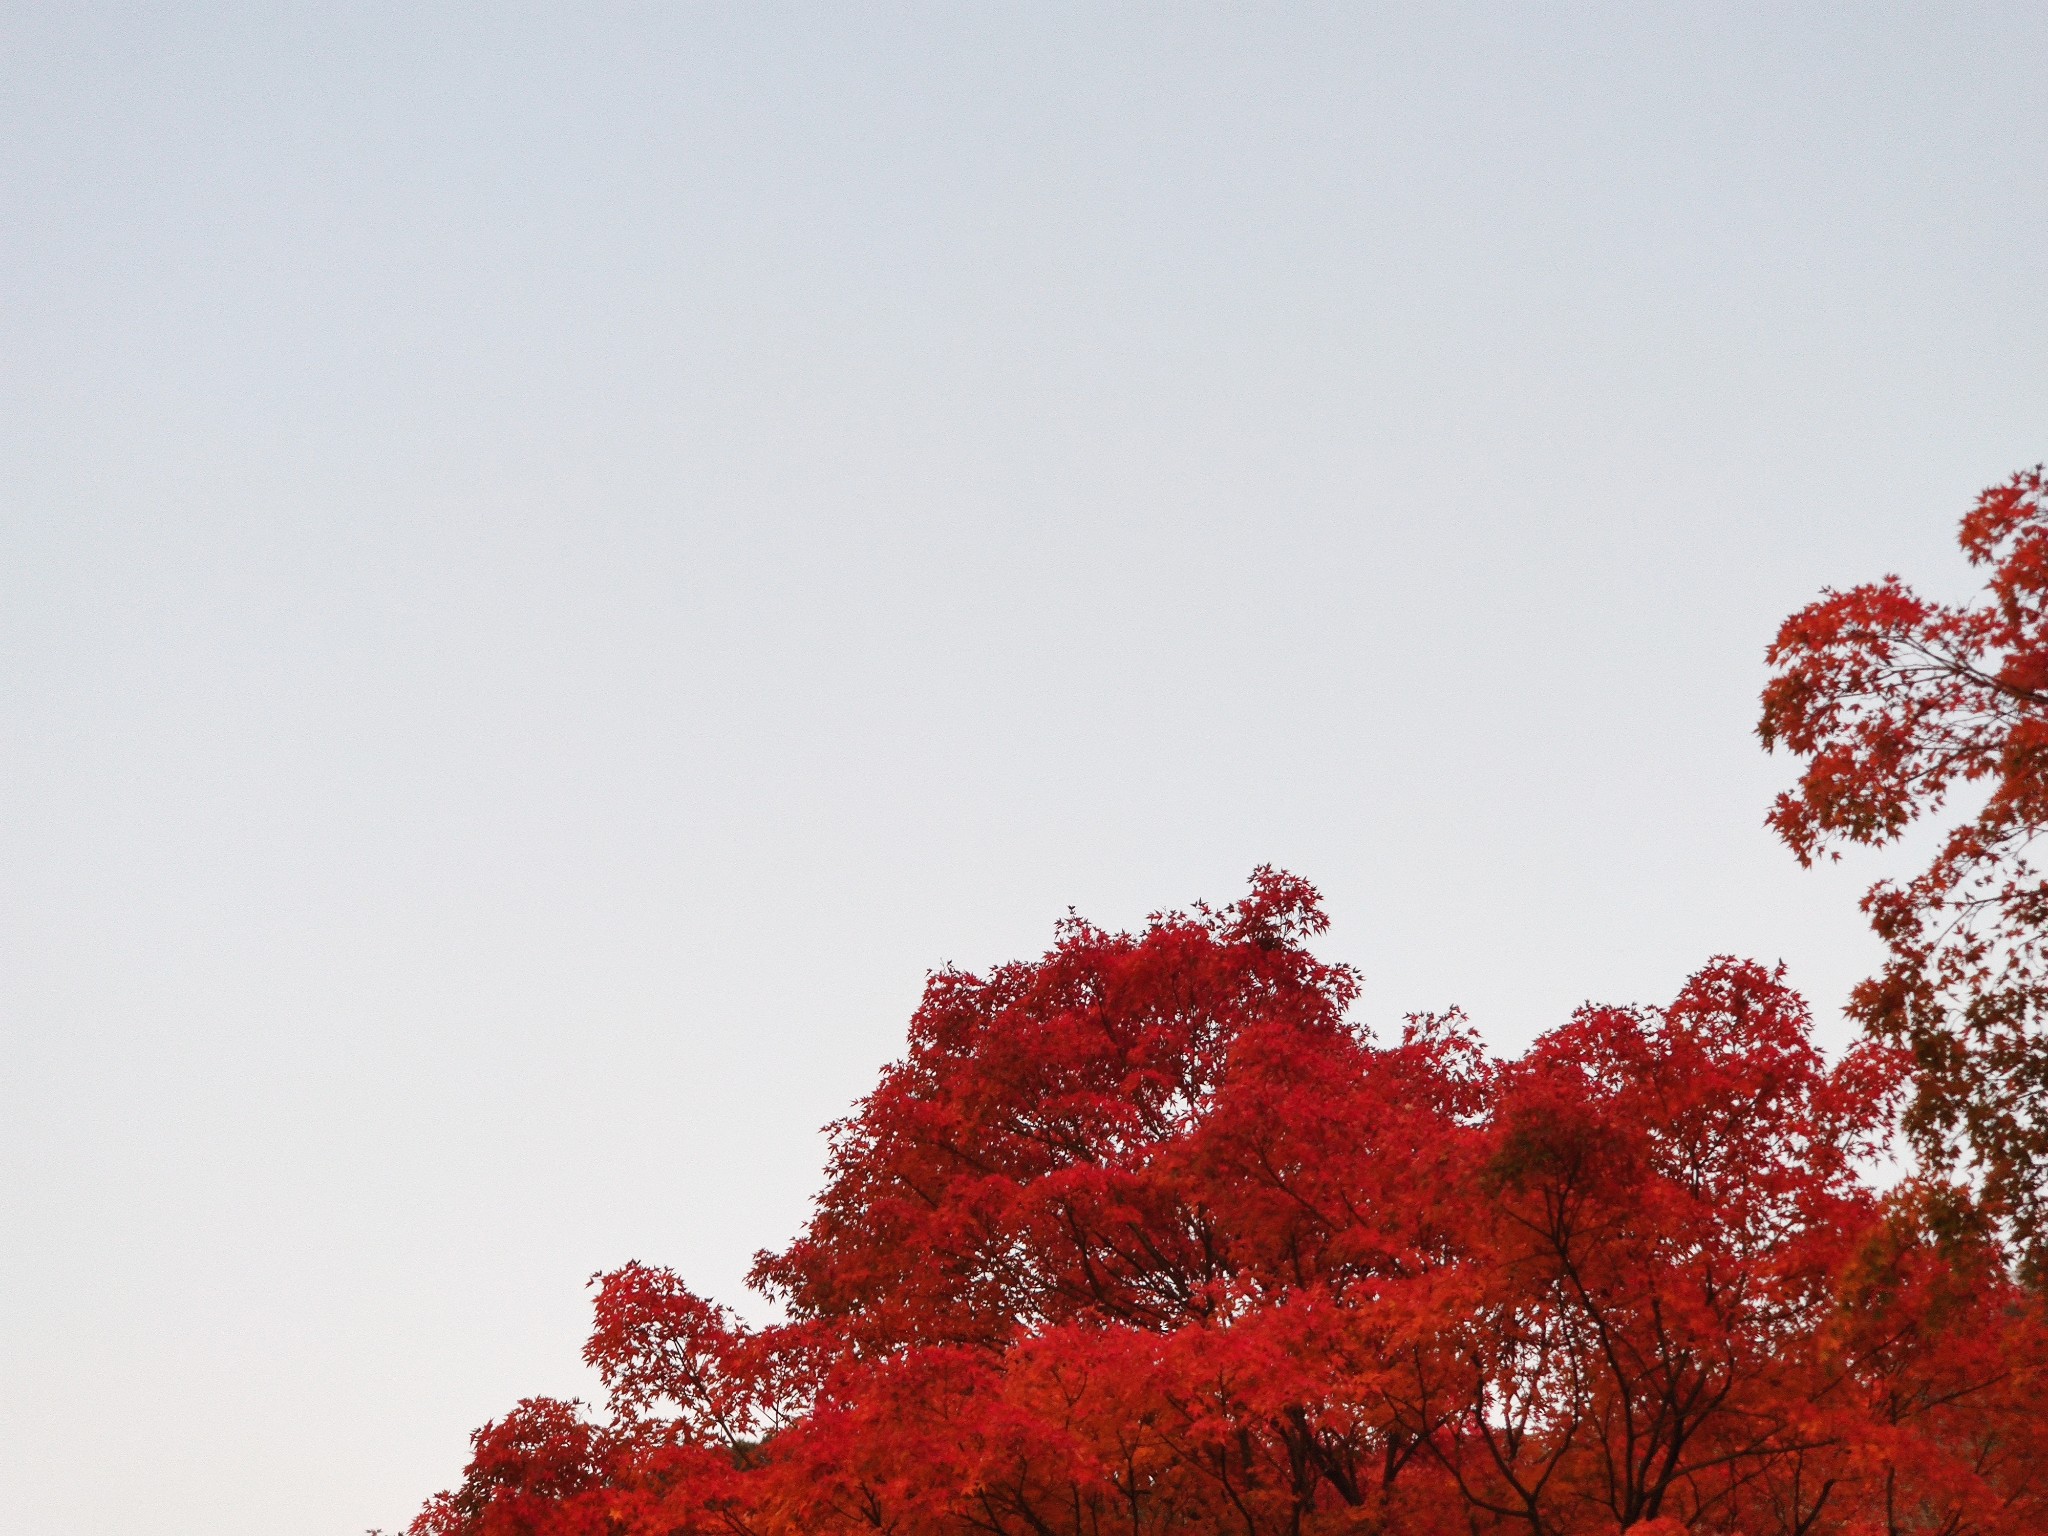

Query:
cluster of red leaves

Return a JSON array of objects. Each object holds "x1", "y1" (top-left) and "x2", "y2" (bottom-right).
[
  {"x1": 402, "y1": 872, "x2": 2048, "y2": 1536},
  {"x1": 1760, "y1": 466, "x2": 2048, "y2": 1263}
]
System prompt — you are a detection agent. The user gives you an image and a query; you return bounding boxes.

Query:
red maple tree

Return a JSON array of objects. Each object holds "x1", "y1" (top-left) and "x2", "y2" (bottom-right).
[
  {"x1": 1760, "y1": 466, "x2": 2048, "y2": 1261},
  {"x1": 397, "y1": 872, "x2": 2048, "y2": 1536}
]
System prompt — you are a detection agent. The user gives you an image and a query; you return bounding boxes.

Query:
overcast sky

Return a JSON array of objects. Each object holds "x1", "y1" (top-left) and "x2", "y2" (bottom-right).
[{"x1": 3, "y1": 6, "x2": 2044, "y2": 1533}]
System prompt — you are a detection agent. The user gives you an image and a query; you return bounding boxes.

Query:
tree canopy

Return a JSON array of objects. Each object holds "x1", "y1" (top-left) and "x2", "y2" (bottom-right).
[
  {"x1": 1761, "y1": 466, "x2": 2048, "y2": 1264},
  {"x1": 398, "y1": 872, "x2": 2048, "y2": 1536}
]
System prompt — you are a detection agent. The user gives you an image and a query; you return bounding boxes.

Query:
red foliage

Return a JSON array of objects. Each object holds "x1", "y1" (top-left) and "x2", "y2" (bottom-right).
[
  {"x1": 400, "y1": 872, "x2": 2048, "y2": 1536},
  {"x1": 1760, "y1": 466, "x2": 2048, "y2": 1260}
]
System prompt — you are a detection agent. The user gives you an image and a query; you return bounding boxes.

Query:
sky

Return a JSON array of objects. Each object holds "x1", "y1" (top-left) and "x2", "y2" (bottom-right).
[{"x1": 2, "y1": 6, "x2": 2044, "y2": 1533}]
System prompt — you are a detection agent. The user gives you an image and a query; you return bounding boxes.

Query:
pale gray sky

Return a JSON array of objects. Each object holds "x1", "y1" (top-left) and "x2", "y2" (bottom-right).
[{"x1": 2, "y1": 6, "x2": 2043, "y2": 1533}]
